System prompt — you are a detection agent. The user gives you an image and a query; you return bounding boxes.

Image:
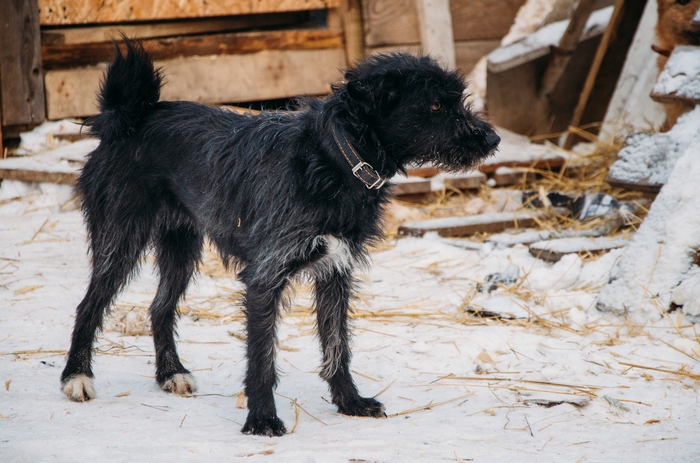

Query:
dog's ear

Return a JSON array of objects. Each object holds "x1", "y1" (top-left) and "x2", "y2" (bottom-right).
[{"x1": 346, "y1": 69, "x2": 402, "y2": 115}]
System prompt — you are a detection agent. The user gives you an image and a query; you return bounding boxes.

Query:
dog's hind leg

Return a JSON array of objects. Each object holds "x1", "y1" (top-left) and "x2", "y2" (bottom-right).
[
  {"x1": 150, "y1": 224, "x2": 203, "y2": 396},
  {"x1": 61, "y1": 214, "x2": 152, "y2": 401},
  {"x1": 315, "y1": 270, "x2": 386, "y2": 418},
  {"x1": 239, "y1": 265, "x2": 288, "y2": 437}
]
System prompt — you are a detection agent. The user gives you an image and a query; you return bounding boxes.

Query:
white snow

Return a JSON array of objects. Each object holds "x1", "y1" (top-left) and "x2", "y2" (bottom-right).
[
  {"x1": 2, "y1": 180, "x2": 699, "y2": 461},
  {"x1": 653, "y1": 46, "x2": 700, "y2": 101},
  {"x1": 16, "y1": 119, "x2": 84, "y2": 155},
  {"x1": 607, "y1": 105, "x2": 700, "y2": 185},
  {"x1": 597, "y1": 128, "x2": 700, "y2": 322}
]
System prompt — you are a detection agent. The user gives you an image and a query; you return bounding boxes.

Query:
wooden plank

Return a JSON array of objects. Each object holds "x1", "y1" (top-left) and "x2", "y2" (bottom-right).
[
  {"x1": 450, "y1": 0, "x2": 527, "y2": 42},
  {"x1": 40, "y1": 13, "x2": 306, "y2": 45},
  {"x1": 529, "y1": 237, "x2": 629, "y2": 263},
  {"x1": 455, "y1": 40, "x2": 500, "y2": 76},
  {"x1": 339, "y1": 0, "x2": 365, "y2": 64},
  {"x1": 0, "y1": 168, "x2": 78, "y2": 185},
  {"x1": 362, "y1": 0, "x2": 525, "y2": 48},
  {"x1": 362, "y1": 0, "x2": 419, "y2": 48},
  {"x1": 0, "y1": 0, "x2": 46, "y2": 126},
  {"x1": 397, "y1": 212, "x2": 540, "y2": 238},
  {"x1": 493, "y1": 167, "x2": 536, "y2": 186},
  {"x1": 38, "y1": 0, "x2": 340, "y2": 25},
  {"x1": 415, "y1": 0, "x2": 455, "y2": 69},
  {"x1": 44, "y1": 48, "x2": 346, "y2": 119},
  {"x1": 390, "y1": 176, "x2": 432, "y2": 195},
  {"x1": 42, "y1": 29, "x2": 344, "y2": 68},
  {"x1": 440, "y1": 171, "x2": 486, "y2": 190}
]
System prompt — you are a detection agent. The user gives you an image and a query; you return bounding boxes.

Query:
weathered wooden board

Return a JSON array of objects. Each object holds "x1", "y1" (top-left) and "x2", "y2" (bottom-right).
[
  {"x1": 38, "y1": 0, "x2": 340, "y2": 25},
  {"x1": 455, "y1": 40, "x2": 500, "y2": 76},
  {"x1": 398, "y1": 212, "x2": 540, "y2": 238},
  {"x1": 0, "y1": 0, "x2": 46, "y2": 126},
  {"x1": 362, "y1": 0, "x2": 526, "y2": 48},
  {"x1": 0, "y1": 168, "x2": 78, "y2": 185},
  {"x1": 42, "y1": 29, "x2": 344, "y2": 68},
  {"x1": 493, "y1": 167, "x2": 536, "y2": 186},
  {"x1": 529, "y1": 237, "x2": 629, "y2": 263},
  {"x1": 40, "y1": 13, "x2": 305, "y2": 45},
  {"x1": 439, "y1": 171, "x2": 486, "y2": 190},
  {"x1": 44, "y1": 48, "x2": 346, "y2": 119},
  {"x1": 390, "y1": 176, "x2": 432, "y2": 195}
]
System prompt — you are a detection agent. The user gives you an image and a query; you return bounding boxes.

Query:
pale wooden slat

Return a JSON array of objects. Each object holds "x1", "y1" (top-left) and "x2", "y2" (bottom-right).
[
  {"x1": 44, "y1": 49, "x2": 346, "y2": 120},
  {"x1": 39, "y1": 0, "x2": 341, "y2": 25}
]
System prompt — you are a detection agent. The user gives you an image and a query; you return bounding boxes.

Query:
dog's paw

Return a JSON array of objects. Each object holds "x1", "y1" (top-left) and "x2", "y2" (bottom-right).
[
  {"x1": 62, "y1": 375, "x2": 96, "y2": 402},
  {"x1": 337, "y1": 396, "x2": 386, "y2": 418},
  {"x1": 242, "y1": 415, "x2": 287, "y2": 437},
  {"x1": 161, "y1": 373, "x2": 197, "y2": 396}
]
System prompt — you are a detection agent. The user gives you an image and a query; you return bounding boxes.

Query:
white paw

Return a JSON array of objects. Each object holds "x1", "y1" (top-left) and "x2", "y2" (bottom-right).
[
  {"x1": 62, "y1": 375, "x2": 96, "y2": 402},
  {"x1": 162, "y1": 373, "x2": 197, "y2": 396}
]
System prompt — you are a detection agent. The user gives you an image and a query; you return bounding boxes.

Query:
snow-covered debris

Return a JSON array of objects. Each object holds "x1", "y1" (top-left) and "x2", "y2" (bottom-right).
[
  {"x1": 606, "y1": 105, "x2": 700, "y2": 187},
  {"x1": 487, "y1": 6, "x2": 613, "y2": 73},
  {"x1": 597, "y1": 129, "x2": 700, "y2": 322},
  {"x1": 652, "y1": 45, "x2": 700, "y2": 103},
  {"x1": 16, "y1": 119, "x2": 84, "y2": 155},
  {"x1": 478, "y1": 264, "x2": 520, "y2": 293}
]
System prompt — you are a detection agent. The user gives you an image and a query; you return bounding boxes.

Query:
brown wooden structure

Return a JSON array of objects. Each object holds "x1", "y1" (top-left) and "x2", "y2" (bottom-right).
[{"x1": 0, "y1": 0, "x2": 527, "y2": 153}]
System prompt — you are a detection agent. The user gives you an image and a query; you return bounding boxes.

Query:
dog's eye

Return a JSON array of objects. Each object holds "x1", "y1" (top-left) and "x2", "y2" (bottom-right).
[
  {"x1": 431, "y1": 102, "x2": 441, "y2": 111},
  {"x1": 677, "y1": 0, "x2": 691, "y2": 5}
]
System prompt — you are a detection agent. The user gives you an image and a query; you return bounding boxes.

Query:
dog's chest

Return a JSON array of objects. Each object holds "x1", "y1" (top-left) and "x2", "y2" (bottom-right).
[{"x1": 307, "y1": 235, "x2": 354, "y2": 277}]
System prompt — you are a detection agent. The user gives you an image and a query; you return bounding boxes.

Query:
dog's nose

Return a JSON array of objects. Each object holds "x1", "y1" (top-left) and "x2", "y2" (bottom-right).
[{"x1": 486, "y1": 133, "x2": 500, "y2": 149}]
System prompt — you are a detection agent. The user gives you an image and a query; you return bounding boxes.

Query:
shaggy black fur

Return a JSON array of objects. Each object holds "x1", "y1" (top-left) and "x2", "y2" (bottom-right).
[{"x1": 60, "y1": 38, "x2": 500, "y2": 436}]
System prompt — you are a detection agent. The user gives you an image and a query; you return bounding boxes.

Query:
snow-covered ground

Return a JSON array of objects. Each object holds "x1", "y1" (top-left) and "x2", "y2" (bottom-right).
[{"x1": 1, "y1": 183, "x2": 699, "y2": 462}]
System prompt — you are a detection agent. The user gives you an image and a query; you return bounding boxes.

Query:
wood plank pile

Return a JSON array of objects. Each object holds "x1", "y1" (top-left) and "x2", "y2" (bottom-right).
[{"x1": 0, "y1": 0, "x2": 358, "y2": 153}]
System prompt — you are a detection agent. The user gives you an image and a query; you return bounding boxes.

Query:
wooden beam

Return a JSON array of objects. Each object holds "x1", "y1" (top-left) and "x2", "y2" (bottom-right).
[
  {"x1": 0, "y1": 0, "x2": 46, "y2": 126},
  {"x1": 40, "y1": 13, "x2": 306, "y2": 45},
  {"x1": 341, "y1": 0, "x2": 365, "y2": 64},
  {"x1": 42, "y1": 29, "x2": 344, "y2": 68},
  {"x1": 415, "y1": 0, "x2": 455, "y2": 68},
  {"x1": 44, "y1": 48, "x2": 346, "y2": 119},
  {"x1": 39, "y1": 0, "x2": 340, "y2": 25}
]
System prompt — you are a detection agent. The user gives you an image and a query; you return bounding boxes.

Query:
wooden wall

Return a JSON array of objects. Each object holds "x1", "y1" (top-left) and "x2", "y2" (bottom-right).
[{"x1": 362, "y1": 0, "x2": 527, "y2": 75}]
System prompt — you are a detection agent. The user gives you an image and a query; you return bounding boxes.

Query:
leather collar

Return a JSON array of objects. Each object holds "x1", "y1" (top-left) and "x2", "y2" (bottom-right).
[{"x1": 331, "y1": 124, "x2": 387, "y2": 190}]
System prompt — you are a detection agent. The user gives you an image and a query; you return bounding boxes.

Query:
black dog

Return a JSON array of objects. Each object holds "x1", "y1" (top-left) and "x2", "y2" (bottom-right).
[{"x1": 60, "y1": 39, "x2": 500, "y2": 436}]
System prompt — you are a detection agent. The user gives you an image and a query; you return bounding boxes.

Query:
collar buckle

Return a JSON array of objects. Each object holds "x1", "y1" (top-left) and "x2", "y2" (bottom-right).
[{"x1": 351, "y1": 162, "x2": 385, "y2": 189}]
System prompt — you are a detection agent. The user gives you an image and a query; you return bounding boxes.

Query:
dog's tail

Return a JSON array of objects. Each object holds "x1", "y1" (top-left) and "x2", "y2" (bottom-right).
[{"x1": 84, "y1": 37, "x2": 162, "y2": 142}]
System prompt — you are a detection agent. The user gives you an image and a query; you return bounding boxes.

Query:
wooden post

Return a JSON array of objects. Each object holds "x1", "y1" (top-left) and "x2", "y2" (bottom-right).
[
  {"x1": 329, "y1": 0, "x2": 365, "y2": 65},
  {"x1": 415, "y1": 0, "x2": 456, "y2": 69},
  {"x1": 0, "y1": 0, "x2": 46, "y2": 126}
]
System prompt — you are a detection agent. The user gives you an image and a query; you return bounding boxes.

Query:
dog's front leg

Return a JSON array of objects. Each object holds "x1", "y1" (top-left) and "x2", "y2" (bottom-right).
[
  {"x1": 315, "y1": 270, "x2": 386, "y2": 418},
  {"x1": 240, "y1": 269, "x2": 287, "y2": 437}
]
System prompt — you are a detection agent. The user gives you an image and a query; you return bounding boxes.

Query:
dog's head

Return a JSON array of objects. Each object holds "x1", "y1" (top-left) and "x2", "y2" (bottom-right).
[
  {"x1": 338, "y1": 53, "x2": 499, "y2": 172},
  {"x1": 657, "y1": 0, "x2": 700, "y2": 50}
]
